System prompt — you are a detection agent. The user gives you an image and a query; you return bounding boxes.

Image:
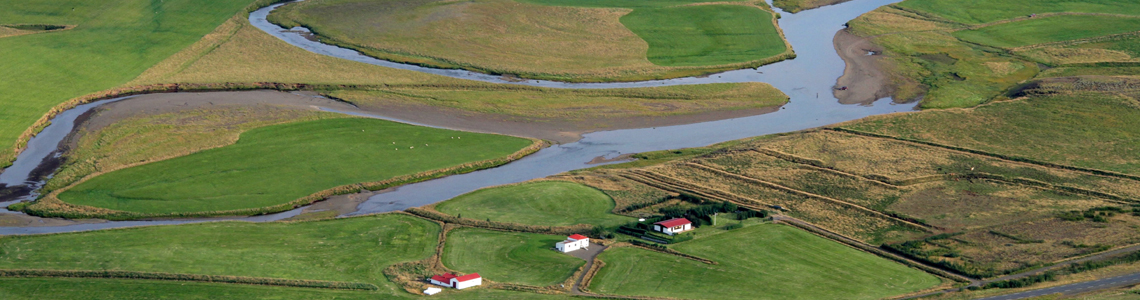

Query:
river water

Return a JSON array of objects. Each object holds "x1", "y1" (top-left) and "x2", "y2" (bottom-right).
[{"x1": 0, "y1": 0, "x2": 906, "y2": 234}]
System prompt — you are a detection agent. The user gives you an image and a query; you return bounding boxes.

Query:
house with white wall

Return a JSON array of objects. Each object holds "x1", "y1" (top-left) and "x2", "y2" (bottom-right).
[
  {"x1": 429, "y1": 273, "x2": 482, "y2": 289},
  {"x1": 555, "y1": 234, "x2": 589, "y2": 253},
  {"x1": 653, "y1": 218, "x2": 693, "y2": 235}
]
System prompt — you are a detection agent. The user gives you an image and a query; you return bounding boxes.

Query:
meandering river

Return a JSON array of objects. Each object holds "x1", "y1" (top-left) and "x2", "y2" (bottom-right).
[{"x1": 0, "y1": 0, "x2": 906, "y2": 234}]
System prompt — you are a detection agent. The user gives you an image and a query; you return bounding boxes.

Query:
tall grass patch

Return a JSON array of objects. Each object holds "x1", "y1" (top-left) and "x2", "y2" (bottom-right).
[{"x1": 57, "y1": 118, "x2": 534, "y2": 214}]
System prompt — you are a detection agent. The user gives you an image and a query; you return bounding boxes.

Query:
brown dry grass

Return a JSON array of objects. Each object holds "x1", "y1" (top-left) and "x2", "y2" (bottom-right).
[
  {"x1": 128, "y1": 16, "x2": 460, "y2": 86},
  {"x1": 890, "y1": 181, "x2": 1111, "y2": 230},
  {"x1": 1017, "y1": 47, "x2": 1136, "y2": 65}
]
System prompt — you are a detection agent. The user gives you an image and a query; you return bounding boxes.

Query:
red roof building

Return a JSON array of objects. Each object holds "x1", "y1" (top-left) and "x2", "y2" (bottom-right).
[
  {"x1": 568, "y1": 234, "x2": 588, "y2": 241},
  {"x1": 653, "y1": 218, "x2": 693, "y2": 235},
  {"x1": 429, "y1": 273, "x2": 482, "y2": 289}
]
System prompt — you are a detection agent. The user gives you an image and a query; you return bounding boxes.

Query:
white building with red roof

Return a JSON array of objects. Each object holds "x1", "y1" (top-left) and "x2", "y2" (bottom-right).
[
  {"x1": 555, "y1": 234, "x2": 590, "y2": 253},
  {"x1": 429, "y1": 273, "x2": 482, "y2": 289},
  {"x1": 653, "y1": 218, "x2": 693, "y2": 235}
]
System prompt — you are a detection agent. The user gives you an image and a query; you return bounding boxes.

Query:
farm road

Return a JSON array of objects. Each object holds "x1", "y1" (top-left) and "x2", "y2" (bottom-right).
[
  {"x1": 569, "y1": 244, "x2": 606, "y2": 295},
  {"x1": 975, "y1": 273, "x2": 1140, "y2": 300}
]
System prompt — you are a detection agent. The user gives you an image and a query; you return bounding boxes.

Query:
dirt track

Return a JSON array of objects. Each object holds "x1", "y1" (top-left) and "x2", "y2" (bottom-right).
[{"x1": 833, "y1": 29, "x2": 893, "y2": 105}]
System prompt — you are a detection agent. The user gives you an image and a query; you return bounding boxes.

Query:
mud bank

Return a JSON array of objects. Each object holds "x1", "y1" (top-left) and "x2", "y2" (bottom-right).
[{"x1": 833, "y1": 29, "x2": 894, "y2": 105}]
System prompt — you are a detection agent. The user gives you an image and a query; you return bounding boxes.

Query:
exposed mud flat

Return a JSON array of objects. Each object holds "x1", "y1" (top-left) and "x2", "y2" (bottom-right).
[{"x1": 833, "y1": 29, "x2": 894, "y2": 105}]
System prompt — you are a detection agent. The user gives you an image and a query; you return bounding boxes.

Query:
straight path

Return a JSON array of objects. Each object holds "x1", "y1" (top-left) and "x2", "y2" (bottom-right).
[{"x1": 976, "y1": 273, "x2": 1140, "y2": 300}]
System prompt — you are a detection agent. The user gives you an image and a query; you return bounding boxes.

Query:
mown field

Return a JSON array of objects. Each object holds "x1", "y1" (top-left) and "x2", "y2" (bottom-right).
[
  {"x1": 268, "y1": 0, "x2": 789, "y2": 81},
  {"x1": 53, "y1": 118, "x2": 534, "y2": 216},
  {"x1": 435, "y1": 181, "x2": 632, "y2": 227},
  {"x1": 589, "y1": 224, "x2": 941, "y2": 299},
  {"x1": 442, "y1": 228, "x2": 584, "y2": 286},
  {"x1": 847, "y1": 0, "x2": 1140, "y2": 108},
  {"x1": 0, "y1": 277, "x2": 580, "y2": 299},
  {"x1": 0, "y1": 214, "x2": 438, "y2": 292},
  {"x1": 0, "y1": 0, "x2": 259, "y2": 167}
]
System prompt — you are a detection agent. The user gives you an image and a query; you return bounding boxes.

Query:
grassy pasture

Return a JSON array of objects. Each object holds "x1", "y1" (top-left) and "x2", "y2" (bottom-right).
[
  {"x1": 442, "y1": 228, "x2": 585, "y2": 286},
  {"x1": 953, "y1": 15, "x2": 1140, "y2": 49},
  {"x1": 0, "y1": 214, "x2": 438, "y2": 290},
  {"x1": 269, "y1": 0, "x2": 787, "y2": 81},
  {"x1": 897, "y1": 0, "x2": 1140, "y2": 24},
  {"x1": 0, "y1": 0, "x2": 259, "y2": 166},
  {"x1": 847, "y1": 5, "x2": 1039, "y2": 108},
  {"x1": 589, "y1": 224, "x2": 941, "y2": 299},
  {"x1": 621, "y1": 5, "x2": 785, "y2": 66},
  {"x1": 842, "y1": 90, "x2": 1140, "y2": 175},
  {"x1": 436, "y1": 181, "x2": 632, "y2": 227},
  {"x1": 0, "y1": 277, "x2": 579, "y2": 299},
  {"x1": 56, "y1": 118, "x2": 534, "y2": 215}
]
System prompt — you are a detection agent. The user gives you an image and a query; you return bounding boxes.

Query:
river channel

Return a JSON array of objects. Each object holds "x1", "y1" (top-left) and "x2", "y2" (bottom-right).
[{"x1": 0, "y1": 0, "x2": 908, "y2": 234}]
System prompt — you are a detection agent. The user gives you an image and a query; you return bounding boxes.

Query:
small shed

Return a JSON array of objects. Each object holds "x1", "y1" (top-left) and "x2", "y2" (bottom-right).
[
  {"x1": 452, "y1": 273, "x2": 482, "y2": 289},
  {"x1": 555, "y1": 234, "x2": 590, "y2": 253},
  {"x1": 424, "y1": 287, "x2": 442, "y2": 295},
  {"x1": 429, "y1": 273, "x2": 457, "y2": 287},
  {"x1": 653, "y1": 218, "x2": 693, "y2": 235}
]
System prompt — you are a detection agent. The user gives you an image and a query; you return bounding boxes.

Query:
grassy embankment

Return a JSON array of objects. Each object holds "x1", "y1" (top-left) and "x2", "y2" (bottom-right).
[
  {"x1": 443, "y1": 228, "x2": 585, "y2": 286},
  {"x1": 846, "y1": 0, "x2": 1140, "y2": 108},
  {"x1": 267, "y1": 0, "x2": 791, "y2": 82},
  {"x1": 589, "y1": 224, "x2": 942, "y2": 299},
  {"x1": 23, "y1": 118, "x2": 535, "y2": 219},
  {"x1": 771, "y1": 0, "x2": 851, "y2": 13},
  {"x1": 566, "y1": 78, "x2": 1140, "y2": 283},
  {"x1": 435, "y1": 181, "x2": 632, "y2": 227},
  {"x1": 0, "y1": 0, "x2": 262, "y2": 168}
]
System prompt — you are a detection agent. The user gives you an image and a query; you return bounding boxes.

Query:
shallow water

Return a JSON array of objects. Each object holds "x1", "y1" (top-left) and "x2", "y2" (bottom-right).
[{"x1": 0, "y1": 0, "x2": 907, "y2": 234}]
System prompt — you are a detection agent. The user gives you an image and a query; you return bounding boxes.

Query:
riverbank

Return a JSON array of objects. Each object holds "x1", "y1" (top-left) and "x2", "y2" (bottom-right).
[{"x1": 832, "y1": 29, "x2": 894, "y2": 105}]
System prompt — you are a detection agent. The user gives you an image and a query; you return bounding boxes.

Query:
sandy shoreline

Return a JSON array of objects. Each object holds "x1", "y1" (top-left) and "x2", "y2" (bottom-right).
[{"x1": 832, "y1": 29, "x2": 894, "y2": 105}]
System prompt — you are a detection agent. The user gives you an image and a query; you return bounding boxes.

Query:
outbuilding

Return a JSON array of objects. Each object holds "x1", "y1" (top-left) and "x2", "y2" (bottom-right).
[
  {"x1": 424, "y1": 287, "x2": 442, "y2": 295},
  {"x1": 653, "y1": 218, "x2": 693, "y2": 235},
  {"x1": 555, "y1": 234, "x2": 590, "y2": 253},
  {"x1": 429, "y1": 273, "x2": 482, "y2": 289}
]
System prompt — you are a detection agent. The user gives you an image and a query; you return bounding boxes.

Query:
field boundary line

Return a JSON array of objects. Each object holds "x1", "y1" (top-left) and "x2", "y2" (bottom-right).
[
  {"x1": 0, "y1": 269, "x2": 378, "y2": 290},
  {"x1": 404, "y1": 207, "x2": 594, "y2": 236},
  {"x1": 825, "y1": 128, "x2": 1140, "y2": 182},
  {"x1": 684, "y1": 162, "x2": 930, "y2": 230},
  {"x1": 611, "y1": 242, "x2": 718, "y2": 265},
  {"x1": 618, "y1": 170, "x2": 771, "y2": 208}
]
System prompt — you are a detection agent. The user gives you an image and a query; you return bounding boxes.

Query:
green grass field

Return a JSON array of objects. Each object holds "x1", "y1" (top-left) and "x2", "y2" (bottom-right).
[
  {"x1": 57, "y1": 118, "x2": 533, "y2": 215},
  {"x1": 589, "y1": 224, "x2": 941, "y2": 299},
  {"x1": 0, "y1": 0, "x2": 259, "y2": 166},
  {"x1": 269, "y1": 0, "x2": 787, "y2": 81},
  {"x1": 842, "y1": 91, "x2": 1140, "y2": 175},
  {"x1": 897, "y1": 0, "x2": 1140, "y2": 24},
  {"x1": 953, "y1": 15, "x2": 1140, "y2": 48},
  {"x1": 0, "y1": 277, "x2": 580, "y2": 300},
  {"x1": 442, "y1": 228, "x2": 585, "y2": 286},
  {"x1": 436, "y1": 181, "x2": 632, "y2": 227},
  {"x1": 621, "y1": 5, "x2": 785, "y2": 66},
  {"x1": 0, "y1": 214, "x2": 438, "y2": 290}
]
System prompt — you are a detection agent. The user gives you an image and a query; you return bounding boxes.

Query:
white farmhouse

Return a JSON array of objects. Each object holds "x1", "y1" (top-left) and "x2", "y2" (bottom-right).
[
  {"x1": 555, "y1": 234, "x2": 590, "y2": 253},
  {"x1": 430, "y1": 273, "x2": 482, "y2": 289},
  {"x1": 653, "y1": 218, "x2": 693, "y2": 235}
]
